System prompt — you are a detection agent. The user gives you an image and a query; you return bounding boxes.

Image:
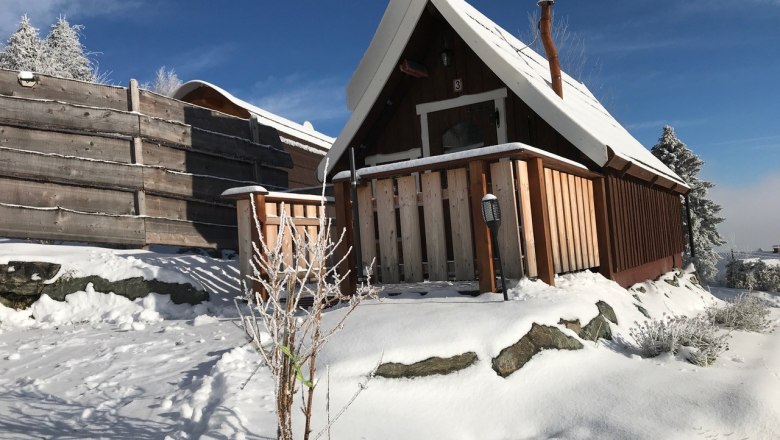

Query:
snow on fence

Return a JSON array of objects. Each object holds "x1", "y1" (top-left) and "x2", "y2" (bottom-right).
[
  {"x1": 331, "y1": 144, "x2": 604, "y2": 292},
  {"x1": 0, "y1": 69, "x2": 292, "y2": 249}
]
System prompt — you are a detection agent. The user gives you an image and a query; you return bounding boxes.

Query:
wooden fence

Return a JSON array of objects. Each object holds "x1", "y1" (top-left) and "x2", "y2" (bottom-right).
[
  {"x1": 331, "y1": 144, "x2": 603, "y2": 292},
  {"x1": 225, "y1": 187, "x2": 335, "y2": 295},
  {"x1": 0, "y1": 70, "x2": 292, "y2": 249}
]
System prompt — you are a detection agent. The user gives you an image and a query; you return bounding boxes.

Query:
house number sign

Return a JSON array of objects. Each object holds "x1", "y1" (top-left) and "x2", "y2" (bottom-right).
[{"x1": 453, "y1": 78, "x2": 463, "y2": 92}]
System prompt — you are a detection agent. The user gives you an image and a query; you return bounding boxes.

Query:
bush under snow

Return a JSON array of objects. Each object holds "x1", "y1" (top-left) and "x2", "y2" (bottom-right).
[
  {"x1": 725, "y1": 259, "x2": 780, "y2": 293},
  {"x1": 707, "y1": 292, "x2": 772, "y2": 332},
  {"x1": 630, "y1": 314, "x2": 729, "y2": 367}
]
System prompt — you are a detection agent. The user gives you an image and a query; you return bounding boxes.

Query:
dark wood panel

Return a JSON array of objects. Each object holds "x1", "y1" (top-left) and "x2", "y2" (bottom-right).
[
  {"x1": 143, "y1": 168, "x2": 254, "y2": 203},
  {"x1": 142, "y1": 141, "x2": 255, "y2": 180},
  {"x1": 0, "y1": 95, "x2": 138, "y2": 136},
  {"x1": 0, "y1": 147, "x2": 143, "y2": 191},
  {"x1": 144, "y1": 194, "x2": 236, "y2": 225},
  {"x1": 139, "y1": 89, "x2": 284, "y2": 150},
  {"x1": 144, "y1": 218, "x2": 236, "y2": 249},
  {"x1": 0, "y1": 177, "x2": 136, "y2": 215},
  {"x1": 0, "y1": 70, "x2": 128, "y2": 111},
  {"x1": 140, "y1": 117, "x2": 293, "y2": 167},
  {"x1": 0, "y1": 124, "x2": 133, "y2": 163},
  {"x1": 0, "y1": 204, "x2": 145, "y2": 246}
]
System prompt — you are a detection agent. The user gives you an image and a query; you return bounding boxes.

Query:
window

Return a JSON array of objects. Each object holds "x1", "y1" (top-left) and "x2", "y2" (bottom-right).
[{"x1": 442, "y1": 121, "x2": 484, "y2": 152}]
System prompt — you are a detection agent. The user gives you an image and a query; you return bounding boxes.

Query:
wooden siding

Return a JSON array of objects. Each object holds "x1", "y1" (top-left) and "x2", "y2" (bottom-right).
[
  {"x1": 543, "y1": 169, "x2": 600, "y2": 273},
  {"x1": 0, "y1": 71, "x2": 294, "y2": 249},
  {"x1": 605, "y1": 173, "x2": 684, "y2": 274}
]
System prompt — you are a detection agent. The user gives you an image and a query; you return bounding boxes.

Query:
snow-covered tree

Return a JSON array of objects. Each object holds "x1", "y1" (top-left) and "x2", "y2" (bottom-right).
[
  {"x1": 144, "y1": 66, "x2": 182, "y2": 97},
  {"x1": 652, "y1": 125, "x2": 725, "y2": 282},
  {"x1": 0, "y1": 15, "x2": 43, "y2": 72},
  {"x1": 41, "y1": 17, "x2": 95, "y2": 81}
]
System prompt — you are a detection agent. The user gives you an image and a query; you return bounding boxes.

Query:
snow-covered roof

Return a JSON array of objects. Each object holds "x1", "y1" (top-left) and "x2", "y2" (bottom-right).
[
  {"x1": 174, "y1": 80, "x2": 334, "y2": 153},
  {"x1": 320, "y1": 0, "x2": 687, "y2": 189}
]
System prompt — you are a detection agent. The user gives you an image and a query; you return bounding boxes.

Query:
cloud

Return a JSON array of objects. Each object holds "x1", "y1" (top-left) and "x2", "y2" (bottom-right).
[
  {"x1": 710, "y1": 173, "x2": 780, "y2": 251},
  {"x1": 0, "y1": 0, "x2": 139, "y2": 37},
  {"x1": 248, "y1": 75, "x2": 349, "y2": 131}
]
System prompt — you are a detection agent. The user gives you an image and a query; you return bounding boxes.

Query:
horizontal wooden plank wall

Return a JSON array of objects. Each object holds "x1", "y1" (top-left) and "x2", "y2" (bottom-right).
[
  {"x1": 605, "y1": 173, "x2": 684, "y2": 273},
  {"x1": 544, "y1": 168, "x2": 600, "y2": 273},
  {"x1": 0, "y1": 70, "x2": 294, "y2": 249}
]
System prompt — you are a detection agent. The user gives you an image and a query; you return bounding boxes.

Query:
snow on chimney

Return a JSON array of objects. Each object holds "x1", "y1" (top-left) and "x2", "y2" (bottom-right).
[{"x1": 538, "y1": 0, "x2": 563, "y2": 98}]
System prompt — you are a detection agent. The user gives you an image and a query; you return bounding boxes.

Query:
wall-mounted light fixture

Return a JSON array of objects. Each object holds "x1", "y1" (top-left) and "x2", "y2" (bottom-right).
[
  {"x1": 481, "y1": 194, "x2": 508, "y2": 301},
  {"x1": 440, "y1": 49, "x2": 454, "y2": 68},
  {"x1": 17, "y1": 71, "x2": 38, "y2": 88}
]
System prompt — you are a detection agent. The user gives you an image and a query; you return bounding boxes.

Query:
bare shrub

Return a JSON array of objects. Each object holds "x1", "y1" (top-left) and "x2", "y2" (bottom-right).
[
  {"x1": 236, "y1": 190, "x2": 376, "y2": 440},
  {"x1": 707, "y1": 292, "x2": 772, "y2": 332},
  {"x1": 630, "y1": 314, "x2": 729, "y2": 367}
]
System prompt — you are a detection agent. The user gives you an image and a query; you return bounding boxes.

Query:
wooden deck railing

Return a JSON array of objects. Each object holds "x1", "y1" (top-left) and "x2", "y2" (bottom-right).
[{"x1": 332, "y1": 143, "x2": 605, "y2": 293}]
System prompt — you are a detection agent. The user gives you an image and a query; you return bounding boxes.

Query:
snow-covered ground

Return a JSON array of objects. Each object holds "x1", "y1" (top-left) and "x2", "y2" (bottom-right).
[{"x1": 1, "y1": 241, "x2": 779, "y2": 439}]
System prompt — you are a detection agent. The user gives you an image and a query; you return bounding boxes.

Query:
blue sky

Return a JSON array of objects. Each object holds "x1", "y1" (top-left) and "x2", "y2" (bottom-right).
[{"x1": 2, "y1": 0, "x2": 778, "y2": 249}]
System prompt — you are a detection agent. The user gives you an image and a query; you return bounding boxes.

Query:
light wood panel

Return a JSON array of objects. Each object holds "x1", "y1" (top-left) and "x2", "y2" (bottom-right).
[
  {"x1": 421, "y1": 172, "x2": 448, "y2": 281},
  {"x1": 375, "y1": 178, "x2": 400, "y2": 283},
  {"x1": 516, "y1": 160, "x2": 538, "y2": 277},
  {"x1": 447, "y1": 168, "x2": 475, "y2": 280},
  {"x1": 398, "y1": 175, "x2": 423, "y2": 282},
  {"x1": 490, "y1": 161, "x2": 524, "y2": 279}
]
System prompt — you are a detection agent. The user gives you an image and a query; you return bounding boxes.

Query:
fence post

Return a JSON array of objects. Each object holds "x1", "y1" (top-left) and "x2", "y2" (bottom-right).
[
  {"x1": 250, "y1": 192, "x2": 269, "y2": 300},
  {"x1": 128, "y1": 79, "x2": 146, "y2": 219},
  {"x1": 334, "y1": 180, "x2": 358, "y2": 294},
  {"x1": 526, "y1": 158, "x2": 555, "y2": 286},
  {"x1": 592, "y1": 176, "x2": 614, "y2": 280},
  {"x1": 469, "y1": 160, "x2": 496, "y2": 293}
]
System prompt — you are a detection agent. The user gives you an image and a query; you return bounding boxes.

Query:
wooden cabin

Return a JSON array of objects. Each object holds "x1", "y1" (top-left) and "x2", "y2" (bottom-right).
[
  {"x1": 174, "y1": 80, "x2": 333, "y2": 189},
  {"x1": 319, "y1": 0, "x2": 690, "y2": 291}
]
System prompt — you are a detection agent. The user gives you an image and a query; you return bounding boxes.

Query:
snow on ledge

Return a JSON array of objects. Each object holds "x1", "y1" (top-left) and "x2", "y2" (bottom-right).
[
  {"x1": 220, "y1": 186, "x2": 269, "y2": 198},
  {"x1": 332, "y1": 142, "x2": 587, "y2": 181}
]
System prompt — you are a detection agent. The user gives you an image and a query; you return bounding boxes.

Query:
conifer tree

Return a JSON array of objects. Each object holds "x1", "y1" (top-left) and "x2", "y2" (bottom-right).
[
  {"x1": 0, "y1": 15, "x2": 43, "y2": 72},
  {"x1": 652, "y1": 125, "x2": 725, "y2": 282},
  {"x1": 42, "y1": 17, "x2": 95, "y2": 81}
]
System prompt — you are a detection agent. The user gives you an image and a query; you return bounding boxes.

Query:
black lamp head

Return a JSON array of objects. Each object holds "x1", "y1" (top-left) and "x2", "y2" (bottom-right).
[{"x1": 481, "y1": 193, "x2": 501, "y2": 226}]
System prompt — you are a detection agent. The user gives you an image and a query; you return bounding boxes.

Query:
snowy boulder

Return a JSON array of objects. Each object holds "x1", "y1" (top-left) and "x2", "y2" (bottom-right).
[
  {"x1": 558, "y1": 301, "x2": 618, "y2": 342},
  {"x1": 596, "y1": 300, "x2": 618, "y2": 325},
  {"x1": 0, "y1": 261, "x2": 208, "y2": 309},
  {"x1": 491, "y1": 323, "x2": 583, "y2": 378},
  {"x1": 376, "y1": 352, "x2": 478, "y2": 379},
  {"x1": 0, "y1": 261, "x2": 62, "y2": 296},
  {"x1": 42, "y1": 275, "x2": 208, "y2": 305}
]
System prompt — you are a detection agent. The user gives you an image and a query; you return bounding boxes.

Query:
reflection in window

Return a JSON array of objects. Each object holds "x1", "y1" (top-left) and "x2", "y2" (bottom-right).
[{"x1": 442, "y1": 121, "x2": 484, "y2": 152}]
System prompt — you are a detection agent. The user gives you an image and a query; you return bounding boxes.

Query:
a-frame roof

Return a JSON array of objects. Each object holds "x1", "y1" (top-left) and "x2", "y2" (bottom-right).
[{"x1": 319, "y1": 0, "x2": 687, "y2": 189}]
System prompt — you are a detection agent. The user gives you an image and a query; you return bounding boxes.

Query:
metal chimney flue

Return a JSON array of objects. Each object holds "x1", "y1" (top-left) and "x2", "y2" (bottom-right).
[{"x1": 538, "y1": 0, "x2": 563, "y2": 98}]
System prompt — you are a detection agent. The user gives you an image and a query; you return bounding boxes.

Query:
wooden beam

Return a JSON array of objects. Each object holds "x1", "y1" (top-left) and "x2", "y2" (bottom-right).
[
  {"x1": 526, "y1": 157, "x2": 555, "y2": 286},
  {"x1": 333, "y1": 181, "x2": 357, "y2": 294},
  {"x1": 469, "y1": 160, "x2": 495, "y2": 293},
  {"x1": 399, "y1": 59, "x2": 429, "y2": 78},
  {"x1": 592, "y1": 177, "x2": 615, "y2": 280}
]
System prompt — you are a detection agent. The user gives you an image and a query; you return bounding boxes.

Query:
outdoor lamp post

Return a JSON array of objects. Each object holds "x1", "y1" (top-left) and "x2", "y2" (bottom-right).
[{"x1": 481, "y1": 194, "x2": 508, "y2": 301}]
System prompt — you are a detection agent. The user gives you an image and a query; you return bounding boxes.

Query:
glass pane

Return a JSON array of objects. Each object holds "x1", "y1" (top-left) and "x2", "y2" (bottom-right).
[{"x1": 442, "y1": 121, "x2": 484, "y2": 152}]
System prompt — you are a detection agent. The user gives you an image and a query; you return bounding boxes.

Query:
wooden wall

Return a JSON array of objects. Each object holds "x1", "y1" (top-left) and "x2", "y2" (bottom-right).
[
  {"x1": 335, "y1": 5, "x2": 596, "y2": 174},
  {"x1": 604, "y1": 173, "x2": 684, "y2": 275},
  {"x1": 0, "y1": 70, "x2": 292, "y2": 249}
]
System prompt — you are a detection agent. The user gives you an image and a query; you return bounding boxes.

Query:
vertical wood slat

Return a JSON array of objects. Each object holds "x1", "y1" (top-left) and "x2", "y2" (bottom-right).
[
  {"x1": 264, "y1": 202, "x2": 279, "y2": 258},
  {"x1": 304, "y1": 204, "x2": 318, "y2": 265},
  {"x1": 575, "y1": 177, "x2": 590, "y2": 268},
  {"x1": 356, "y1": 184, "x2": 377, "y2": 273},
  {"x1": 469, "y1": 160, "x2": 496, "y2": 293},
  {"x1": 251, "y1": 193, "x2": 268, "y2": 299},
  {"x1": 375, "y1": 178, "x2": 400, "y2": 283},
  {"x1": 333, "y1": 181, "x2": 357, "y2": 294},
  {"x1": 490, "y1": 161, "x2": 524, "y2": 279},
  {"x1": 544, "y1": 168, "x2": 561, "y2": 274},
  {"x1": 516, "y1": 161, "x2": 538, "y2": 277},
  {"x1": 587, "y1": 179, "x2": 600, "y2": 266},
  {"x1": 128, "y1": 79, "x2": 147, "y2": 218},
  {"x1": 552, "y1": 170, "x2": 569, "y2": 273},
  {"x1": 568, "y1": 174, "x2": 583, "y2": 270},
  {"x1": 447, "y1": 168, "x2": 475, "y2": 281},
  {"x1": 593, "y1": 177, "x2": 612, "y2": 278},
  {"x1": 292, "y1": 204, "x2": 306, "y2": 268},
  {"x1": 526, "y1": 157, "x2": 555, "y2": 286},
  {"x1": 397, "y1": 175, "x2": 423, "y2": 282},
  {"x1": 421, "y1": 171, "x2": 448, "y2": 281},
  {"x1": 559, "y1": 171, "x2": 576, "y2": 270}
]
